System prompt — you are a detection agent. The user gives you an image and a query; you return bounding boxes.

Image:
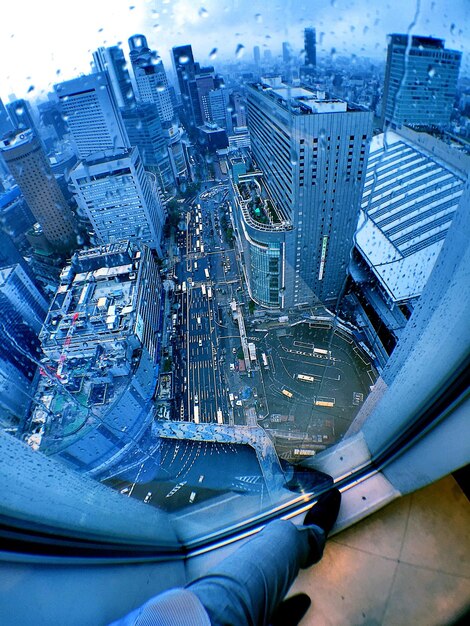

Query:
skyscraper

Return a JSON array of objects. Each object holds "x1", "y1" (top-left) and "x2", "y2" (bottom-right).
[
  {"x1": 382, "y1": 35, "x2": 461, "y2": 129},
  {"x1": 0, "y1": 98, "x2": 14, "y2": 139},
  {"x1": 6, "y1": 99, "x2": 39, "y2": 135},
  {"x1": 172, "y1": 44, "x2": 197, "y2": 107},
  {"x1": 92, "y1": 46, "x2": 136, "y2": 109},
  {"x1": 253, "y1": 46, "x2": 261, "y2": 66},
  {"x1": 0, "y1": 130, "x2": 77, "y2": 251},
  {"x1": 34, "y1": 242, "x2": 163, "y2": 476},
  {"x1": 121, "y1": 103, "x2": 175, "y2": 192},
  {"x1": 282, "y1": 42, "x2": 292, "y2": 65},
  {"x1": 304, "y1": 28, "x2": 316, "y2": 69},
  {"x1": 0, "y1": 263, "x2": 48, "y2": 378},
  {"x1": 55, "y1": 73, "x2": 130, "y2": 159},
  {"x1": 128, "y1": 35, "x2": 174, "y2": 123},
  {"x1": 70, "y1": 147, "x2": 164, "y2": 254},
  {"x1": 242, "y1": 79, "x2": 373, "y2": 308}
]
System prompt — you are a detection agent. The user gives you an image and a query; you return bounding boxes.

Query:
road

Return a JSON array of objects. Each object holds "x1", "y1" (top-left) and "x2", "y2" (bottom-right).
[{"x1": 171, "y1": 185, "x2": 244, "y2": 425}]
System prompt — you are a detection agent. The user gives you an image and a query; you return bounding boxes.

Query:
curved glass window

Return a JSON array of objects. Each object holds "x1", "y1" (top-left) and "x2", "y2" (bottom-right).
[{"x1": 0, "y1": 0, "x2": 468, "y2": 549}]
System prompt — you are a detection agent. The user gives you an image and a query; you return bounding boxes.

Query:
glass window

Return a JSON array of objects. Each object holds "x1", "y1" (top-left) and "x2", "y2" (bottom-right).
[{"x1": 0, "y1": 0, "x2": 468, "y2": 549}]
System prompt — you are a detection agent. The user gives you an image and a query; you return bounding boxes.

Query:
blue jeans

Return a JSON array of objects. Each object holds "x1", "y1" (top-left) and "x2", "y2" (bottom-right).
[{"x1": 187, "y1": 519, "x2": 325, "y2": 626}]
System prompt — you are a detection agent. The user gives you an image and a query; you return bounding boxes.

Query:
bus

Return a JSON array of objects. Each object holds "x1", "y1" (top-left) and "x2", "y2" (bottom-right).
[
  {"x1": 196, "y1": 239, "x2": 200, "y2": 250},
  {"x1": 314, "y1": 397, "x2": 335, "y2": 407},
  {"x1": 281, "y1": 388, "x2": 293, "y2": 398},
  {"x1": 216, "y1": 409, "x2": 223, "y2": 425},
  {"x1": 313, "y1": 348, "x2": 329, "y2": 356},
  {"x1": 297, "y1": 373, "x2": 315, "y2": 383},
  {"x1": 204, "y1": 268, "x2": 210, "y2": 280},
  {"x1": 207, "y1": 286, "x2": 212, "y2": 299},
  {"x1": 201, "y1": 283, "x2": 207, "y2": 296},
  {"x1": 193, "y1": 405, "x2": 200, "y2": 423},
  {"x1": 182, "y1": 281, "x2": 187, "y2": 293},
  {"x1": 261, "y1": 353, "x2": 268, "y2": 368}
]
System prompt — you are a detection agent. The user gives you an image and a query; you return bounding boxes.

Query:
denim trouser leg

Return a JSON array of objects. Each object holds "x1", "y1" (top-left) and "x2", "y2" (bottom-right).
[{"x1": 186, "y1": 519, "x2": 325, "y2": 626}]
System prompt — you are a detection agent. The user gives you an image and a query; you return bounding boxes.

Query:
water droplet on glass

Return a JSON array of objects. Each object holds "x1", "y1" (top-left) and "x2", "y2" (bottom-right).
[
  {"x1": 427, "y1": 65, "x2": 436, "y2": 78},
  {"x1": 255, "y1": 13, "x2": 262, "y2": 22},
  {"x1": 235, "y1": 44, "x2": 245, "y2": 59},
  {"x1": 179, "y1": 55, "x2": 189, "y2": 64},
  {"x1": 27, "y1": 85, "x2": 35, "y2": 93},
  {"x1": 209, "y1": 48, "x2": 217, "y2": 60},
  {"x1": 199, "y1": 7, "x2": 208, "y2": 18}
]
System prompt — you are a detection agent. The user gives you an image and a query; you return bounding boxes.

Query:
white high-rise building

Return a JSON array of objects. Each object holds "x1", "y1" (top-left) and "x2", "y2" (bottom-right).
[
  {"x1": 55, "y1": 73, "x2": 130, "y2": 159},
  {"x1": 70, "y1": 147, "x2": 164, "y2": 255},
  {"x1": 128, "y1": 35, "x2": 174, "y2": 123}
]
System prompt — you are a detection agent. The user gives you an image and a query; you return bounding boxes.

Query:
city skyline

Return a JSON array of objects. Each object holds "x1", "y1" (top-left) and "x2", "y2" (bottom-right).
[{"x1": 0, "y1": 0, "x2": 468, "y2": 100}]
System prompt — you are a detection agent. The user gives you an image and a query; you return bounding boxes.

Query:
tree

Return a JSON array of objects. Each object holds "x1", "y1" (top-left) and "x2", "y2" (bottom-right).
[{"x1": 248, "y1": 299, "x2": 256, "y2": 315}]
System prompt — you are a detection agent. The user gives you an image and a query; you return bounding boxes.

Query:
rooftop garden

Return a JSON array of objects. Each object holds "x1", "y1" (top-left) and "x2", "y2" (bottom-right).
[{"x1": 238, "y1": 178, "x2": 283, "y2": 226}]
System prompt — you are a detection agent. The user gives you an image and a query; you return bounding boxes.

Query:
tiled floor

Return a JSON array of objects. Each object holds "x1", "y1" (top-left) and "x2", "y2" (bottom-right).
[{"x1": 290, "y1": 475, "x2": 470, "y2": 625}]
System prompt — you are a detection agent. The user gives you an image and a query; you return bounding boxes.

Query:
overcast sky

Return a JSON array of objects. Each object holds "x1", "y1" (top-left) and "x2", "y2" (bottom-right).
[{"x1": 1, "y1": 0, "x2": 468, "y2": 101}]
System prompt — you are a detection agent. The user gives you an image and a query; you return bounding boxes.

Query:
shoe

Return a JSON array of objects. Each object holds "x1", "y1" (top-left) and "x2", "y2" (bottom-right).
[
  {"x1": 304, "y1": 488, "x2": 341, "y2": 536},
  {"x1": 270, "y1": 593, "x2": 311, "y2": 626}
]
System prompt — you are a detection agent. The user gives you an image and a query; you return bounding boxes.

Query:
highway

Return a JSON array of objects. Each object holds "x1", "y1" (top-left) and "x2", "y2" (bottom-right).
[{"x1": 171, "y1": 185, "x2": 242, "y2": 425}]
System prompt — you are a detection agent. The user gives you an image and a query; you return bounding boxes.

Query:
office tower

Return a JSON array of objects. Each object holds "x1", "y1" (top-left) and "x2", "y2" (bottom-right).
[
  {"x1": 253, "y1": 46, "x2": 261, "y2": 66},
  {"x1": 121, "y1": 104, "x2": 175, "y2": 192},
  {"x1": 38, "y1": 99, "x2": 68, "y2": 141},
  {"x1": 0, "y1": 357, "x2": 30, "y2": 430},
  {"x1": 282, "y1": 42, "x2": 292, "y2": 65},
  {"x1": 128, "y1": 35, "x2": 174, "y2": 122},
  {"x1": 0, "y1": 130, "x2": 77, "y2": 252},
  {"x1": 0, "y1": 186, "x2": 35, "y2": 246},
  {"x1": 92, "y1": 46, "x2": 136, "y2": 109},
  {"x1": 164, "y1": 123, "x2": 188, "y2": 184},
  {"x1": 0, "y1": 98, "x2": 14, "y2": 138},
  {"x1": 34, "y1": 242, "x2": 162, "y2": 476},
  {"x1": 209, "y1": 87, "x2": 233, "y2": 134},
  {"x1": 239, "y1": 79, "x2": 372, "y2": 308},
  {"x1": 230, "y1": 92, "x2": 247, "y2": 128},
  {"x1": 194, "y1": 68, "x2": 216, "y2": 126},
  {"x1": 0, "y1": 263, "x2": 48, "y2": 378},
  {"x1": 70, "y1": 147, "x2": 164, "y2": 254},
  {"x1": 304, "y1": 27, "x2": 317, "y2": 69},
  {"x1": 55, "y1": 73, "x2": 130, "y2": 159},
  {"x1": 172, "y1": 44, "x2": 197, "y2": 109},
  {"x1": 382, "y1": 35, "x2": 462, "y2": 129},
  {"x1": 6, "y1": 99, "x2": 39, "y2": 135}
]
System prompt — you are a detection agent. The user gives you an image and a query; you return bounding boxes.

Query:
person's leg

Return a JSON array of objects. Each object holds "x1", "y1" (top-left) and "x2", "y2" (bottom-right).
[{"x1": 187, "y1": 519, "x2": 325, "y2": 626}]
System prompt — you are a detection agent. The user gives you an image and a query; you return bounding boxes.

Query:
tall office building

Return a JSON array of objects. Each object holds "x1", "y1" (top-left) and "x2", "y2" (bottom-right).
[
  {"x1": 0, "y1": 357, "x2": 30, "y2": 430},
  {"x1": 240, "y1": 79, "x2": 372, "y2": 308},
  {"x1": 253, "y1": 46, "x2": 261, "y2": 66},
  {"x1": 121, "y1": 104, "x2": 175, "y2": 192},
  {"x1": 6, "y1": 99, "x2": 39, "y2": 136},
  {"x1": 0, "y1": 263, "x2": 48, "y2": 378},
  {"x1": 0, "y1": 98, "x2": 14, "y2": 138},
  {"x1": 129, "y1": 35, "x2": 174, "y2": 123},
  {"x1": 0, "y1": 130, "x2": 77, "y2": 251},
  {"x1": 304, "y1": 28, "x2": 316, "y2": 69},
  {"x1": 230, "y1": 92, "x2": 247, "y2": 128},
  {"x1": 382, "y1": 35, "x2": 461, "y2": 129},
  {"x1": 33, "y1": 242, "x2": 163, "y2": 476},
  {"x1": 282, "y1": 42, "x2": 292, "y2": 65},
  {"x1": 55, "y1": 73, "x2": 130, "y2": 159},
  {"x1": 172, "y1": 44, "x2": 197, "y2": 109},
  {"x1": 92, "y1": 46, "x2": 136, "y2": 109},
  {"x1": 70, "y1": 147, "x2": 164, "y2": 254}
]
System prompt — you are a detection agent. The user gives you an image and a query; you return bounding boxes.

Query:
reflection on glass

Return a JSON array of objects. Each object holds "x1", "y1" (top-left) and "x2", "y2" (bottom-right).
[{"x1": 0, "y1": 0, "x2": 467, "y2": 543}]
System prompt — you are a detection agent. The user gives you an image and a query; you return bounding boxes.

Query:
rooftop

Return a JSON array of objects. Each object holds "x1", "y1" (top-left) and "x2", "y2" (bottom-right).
[
  {"x1": 250, "y1": 80, "x2": 358, "y2": 115},
  {"x1": 356, "y1": 130, "x2": 468, "y2": 302}
]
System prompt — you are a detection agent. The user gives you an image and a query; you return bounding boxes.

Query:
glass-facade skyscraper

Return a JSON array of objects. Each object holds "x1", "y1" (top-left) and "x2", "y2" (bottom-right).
[
  {"x1": 382, "y1": 34, "x2": 462, "y2": 129},
  {"x1": 242, "y1": 79, "x2": 373, "y2": 308}
]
